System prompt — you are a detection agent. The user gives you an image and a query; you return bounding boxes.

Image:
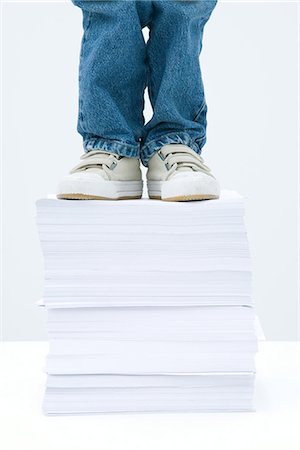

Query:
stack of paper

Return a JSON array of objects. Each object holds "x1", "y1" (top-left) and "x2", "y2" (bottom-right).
[{"x1": 36, "y1": 191, "x2": 257, "y2": 414}]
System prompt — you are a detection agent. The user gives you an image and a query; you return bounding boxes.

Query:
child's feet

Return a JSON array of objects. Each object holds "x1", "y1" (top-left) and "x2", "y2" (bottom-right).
[
  {"x1": 57, "y1": 151, "x2": 143, "y2": 200},
  {"x1": 147, "y1": 144, "x2": 220, "y2": 201}
]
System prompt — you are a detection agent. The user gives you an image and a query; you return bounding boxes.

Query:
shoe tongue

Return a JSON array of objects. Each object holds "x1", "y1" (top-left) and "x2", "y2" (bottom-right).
[{"x1": 85, "y1": 167, "x2": 109, "y2": 179}]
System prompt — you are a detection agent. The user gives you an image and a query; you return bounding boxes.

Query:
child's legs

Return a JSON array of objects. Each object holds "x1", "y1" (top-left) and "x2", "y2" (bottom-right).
[
  {"x1": 73, "y1": 1, "x2": 147, "y2": 158},
  {"x1": 141, "y1": 0, "x2": 217, "y2": 166}
]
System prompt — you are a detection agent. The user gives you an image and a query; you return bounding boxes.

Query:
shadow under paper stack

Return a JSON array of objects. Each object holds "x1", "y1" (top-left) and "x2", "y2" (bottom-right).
[{"x1": 36, "y1": 190, "x2": 257, "y2": 414}]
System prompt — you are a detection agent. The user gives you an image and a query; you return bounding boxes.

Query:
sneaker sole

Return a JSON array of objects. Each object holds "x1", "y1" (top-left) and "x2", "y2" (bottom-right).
[
  {"x1": 149, "y1": 194, "x2": 219, "y2": 202},
  {"x1": 57, "y1": 193, "x2": 142, "y2": 200}
]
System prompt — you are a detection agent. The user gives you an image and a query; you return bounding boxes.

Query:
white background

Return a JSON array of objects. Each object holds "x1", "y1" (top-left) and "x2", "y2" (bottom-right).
[{"x1": 1, "y1": 0, "x2": 299, "y2": 340}]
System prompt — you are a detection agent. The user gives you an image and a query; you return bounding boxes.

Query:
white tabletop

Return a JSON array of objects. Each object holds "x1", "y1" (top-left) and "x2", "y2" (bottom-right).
[{"x1": 0, "y1": 341, "x2": 299, "y2": 450}]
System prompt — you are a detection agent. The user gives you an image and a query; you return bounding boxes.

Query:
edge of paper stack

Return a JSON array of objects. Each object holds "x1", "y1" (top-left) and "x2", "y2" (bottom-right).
[{"x1": 36, "y1": 190, "x2": 259, "y2": 414}]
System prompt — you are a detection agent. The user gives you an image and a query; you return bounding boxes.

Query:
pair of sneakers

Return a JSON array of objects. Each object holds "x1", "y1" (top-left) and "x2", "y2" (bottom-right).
[{"x1": 57, "y1": 144, "x2": 220, "y2": 201}]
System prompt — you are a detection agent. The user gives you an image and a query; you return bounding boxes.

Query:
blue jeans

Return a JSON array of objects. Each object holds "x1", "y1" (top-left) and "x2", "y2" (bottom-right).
[{"x1": 72, "y1": 0, "x2": 217, "y2": 166}]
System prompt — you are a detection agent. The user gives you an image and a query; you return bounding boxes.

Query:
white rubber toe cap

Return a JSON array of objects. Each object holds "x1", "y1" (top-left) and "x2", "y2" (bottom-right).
[{"x1": 161, "y1": 172, "x2": 220, "y2": 201}]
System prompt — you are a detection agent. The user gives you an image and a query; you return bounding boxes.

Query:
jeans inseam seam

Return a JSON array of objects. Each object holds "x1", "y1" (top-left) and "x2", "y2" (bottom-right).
[
  {"x1": 193, "y1": 98, "x2": 207, "y2": 122},
  {"x1": 79, "y1": 11, "x2": 93, "y2": 130},
  {"x1": 145, "y1": 52, "x2": 154, "y2": 122}
]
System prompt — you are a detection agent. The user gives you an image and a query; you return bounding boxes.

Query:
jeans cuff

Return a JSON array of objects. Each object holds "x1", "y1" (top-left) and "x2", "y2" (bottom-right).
[
  {"x1": 141, "y1": 132, "x2": 206, "y2": 167},
  {"x1": 84, "y1": 137, "x2": 140, "y2": 159}
]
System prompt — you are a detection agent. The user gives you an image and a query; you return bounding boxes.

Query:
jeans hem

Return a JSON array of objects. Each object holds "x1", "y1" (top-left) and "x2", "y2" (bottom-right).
[
  {"x1": 141, "y1": 132, "x2": 206, "y2": 166},
  {"x1": 84, "y1": 138, "x2": 140, "y2": 159}
]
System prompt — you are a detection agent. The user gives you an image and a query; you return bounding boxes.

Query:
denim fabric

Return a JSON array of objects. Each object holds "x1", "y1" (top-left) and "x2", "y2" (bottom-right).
[{"x1": 72, "y1": 0, "x2": 217, "y2": 166}]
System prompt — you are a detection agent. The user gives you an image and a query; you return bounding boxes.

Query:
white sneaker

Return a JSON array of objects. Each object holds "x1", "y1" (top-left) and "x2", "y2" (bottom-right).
[
  {"x1": 147, "y1": 144, "x2": 220, "y2": 201},
  {"x1": 57, "y1": 151, "x2": 143, "y2": 200}
]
